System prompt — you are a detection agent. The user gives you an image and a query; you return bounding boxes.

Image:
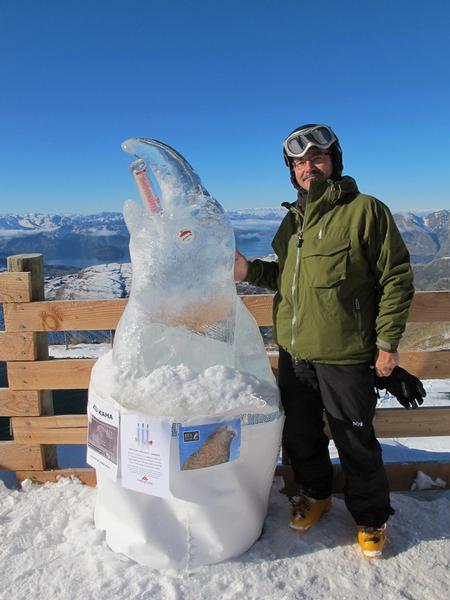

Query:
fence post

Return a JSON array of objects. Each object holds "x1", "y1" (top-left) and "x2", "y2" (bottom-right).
[{"x1": 7, "y1": 253, "x2": 57, "y2": 468}]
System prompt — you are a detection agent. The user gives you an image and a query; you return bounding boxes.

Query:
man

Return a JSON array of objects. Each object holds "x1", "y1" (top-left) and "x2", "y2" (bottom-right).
[{"x1": 234, "y1": 123, "x2": 414, "y2": 558}]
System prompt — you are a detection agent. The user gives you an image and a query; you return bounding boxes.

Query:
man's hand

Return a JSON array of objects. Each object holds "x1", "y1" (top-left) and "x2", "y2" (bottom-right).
[
  {"x1": 234, "y1": 249, "x2": 249, "y2": 282},
  {"x1": 375, "y1": 350, "x2": 399, "y2": 377}
]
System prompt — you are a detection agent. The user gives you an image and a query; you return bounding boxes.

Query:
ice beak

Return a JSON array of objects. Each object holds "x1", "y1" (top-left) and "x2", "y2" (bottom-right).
[{"x1": 122, "y1": 137, "x2": 211, "y2": 208}]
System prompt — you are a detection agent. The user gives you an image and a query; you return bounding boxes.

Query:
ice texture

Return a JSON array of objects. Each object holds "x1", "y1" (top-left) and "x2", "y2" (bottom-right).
[{"x1": 91, "y1": 137, "x2": 278, "y2": 415}]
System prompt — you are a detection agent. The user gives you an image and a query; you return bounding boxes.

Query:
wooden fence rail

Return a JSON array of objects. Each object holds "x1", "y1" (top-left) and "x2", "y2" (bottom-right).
[
  {"x1": 1, "y1": 253, "x2": 450, "y2": 492},
  {"x1": 3, "y1": 292, "x2": 450, "y2": 332}
]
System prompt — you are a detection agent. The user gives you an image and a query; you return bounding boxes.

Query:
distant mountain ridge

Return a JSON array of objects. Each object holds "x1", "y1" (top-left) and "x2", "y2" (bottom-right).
[
  {"x1": 394, "y1": 210, "x2": 450, "y2": 262},
  {"x1": 0, "y1": 212, "x2": 125, "y2": 233},
  {"x1": 0, "y1": 212, "x2": 130, "y2": 266},
  {"x1": 0, "y1": 209, "x2": 449, "y2": 266},
  {"x1": 0, "y1": 209, "x2": 287, "y2": 233}
]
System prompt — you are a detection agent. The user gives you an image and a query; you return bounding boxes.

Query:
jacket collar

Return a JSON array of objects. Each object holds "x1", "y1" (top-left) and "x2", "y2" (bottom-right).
[
  {"x1": 282, "y1": 176, "x2": 358, "y2": 214},
  {"x1": 281, "y1": 177, "x2": 358, "y2": 222},
  {"x1": 307, "y1": 176, "x2": 359, "y2": 205}
]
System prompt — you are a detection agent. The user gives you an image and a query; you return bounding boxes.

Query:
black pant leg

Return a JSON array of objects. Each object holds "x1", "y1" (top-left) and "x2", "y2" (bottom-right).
[
  {"x1": 278, "y1": 348, "x2": 333, "y2": 499},
  {"x1": 315, "y1": 362, "x2": 392, "y2": 527}
]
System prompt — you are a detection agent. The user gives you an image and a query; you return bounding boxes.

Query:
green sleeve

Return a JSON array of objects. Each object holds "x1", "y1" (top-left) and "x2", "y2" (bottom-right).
[
  {"x1": 246, "y1": 259, "x2": 279, "y2": 291},
  {"x1": 369, "y1": 202, "x2": 414, "y2": 352}
]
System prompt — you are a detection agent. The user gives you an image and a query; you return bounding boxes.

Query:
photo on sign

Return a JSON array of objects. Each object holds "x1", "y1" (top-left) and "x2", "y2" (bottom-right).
[
  {"x1": 87, "y1": 415, "x2": 119, "y2": 464},
  {"x1": 179, "y1": 418, "x2": 241, "y2": 471}
]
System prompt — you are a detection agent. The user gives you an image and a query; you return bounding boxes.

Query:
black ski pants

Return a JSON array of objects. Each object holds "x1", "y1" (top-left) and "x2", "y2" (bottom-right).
[{"x1": 279, "y1": 347, "x2": 392, "y2": 527}]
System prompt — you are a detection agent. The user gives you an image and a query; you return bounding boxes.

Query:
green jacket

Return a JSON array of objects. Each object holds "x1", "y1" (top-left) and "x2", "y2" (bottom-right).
[{"x1": 246, "y1": 176, "x2": 414, "y2": 364}]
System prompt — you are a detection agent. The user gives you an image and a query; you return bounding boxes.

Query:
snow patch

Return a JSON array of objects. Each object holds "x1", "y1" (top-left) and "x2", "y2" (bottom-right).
[
  {"x1": 411, "y1": 470, "x2": 447, "y2": 491},
  {"x1": 0, "y1": 477, "x2": 449, "y2": 599}
]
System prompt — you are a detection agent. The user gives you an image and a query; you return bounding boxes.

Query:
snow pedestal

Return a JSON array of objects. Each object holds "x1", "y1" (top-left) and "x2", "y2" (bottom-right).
[{"x1": 91, "y1": 384, "x2": 283, "y2": 570}]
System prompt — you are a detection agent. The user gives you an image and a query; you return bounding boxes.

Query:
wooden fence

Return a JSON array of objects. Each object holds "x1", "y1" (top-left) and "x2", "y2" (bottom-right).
[{"x1": 1, "y1": 253, "x2": 450, "y2": 492}]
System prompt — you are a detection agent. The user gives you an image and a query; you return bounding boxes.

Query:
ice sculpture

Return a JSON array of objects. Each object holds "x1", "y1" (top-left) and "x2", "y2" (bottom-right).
[
  {"x1": 112, "y1": 138, "x2": 275, "y2": 383},
  {"x1": 89, "y1": 138, "x2": 284, "y2": 569}
]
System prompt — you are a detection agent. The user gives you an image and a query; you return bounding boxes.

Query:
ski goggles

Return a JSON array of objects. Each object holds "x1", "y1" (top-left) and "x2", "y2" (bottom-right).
[{"x1": 283, "y1": 125, "x2": 336, "y2": 159}]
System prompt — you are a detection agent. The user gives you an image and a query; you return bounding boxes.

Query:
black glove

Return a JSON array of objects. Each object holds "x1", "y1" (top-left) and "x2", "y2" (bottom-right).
[{"x1": 374, "y1": 366, "x2": 426, "y2": 409}]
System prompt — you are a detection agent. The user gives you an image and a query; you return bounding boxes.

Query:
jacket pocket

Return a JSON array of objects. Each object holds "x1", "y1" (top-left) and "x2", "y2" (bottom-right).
[{"x1": 301, "y1": 239, "x2": 350, "y2": 288}]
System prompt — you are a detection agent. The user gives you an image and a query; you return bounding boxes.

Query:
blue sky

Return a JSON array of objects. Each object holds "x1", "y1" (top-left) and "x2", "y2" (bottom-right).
[{"x1": 1, "y1": 0, "x2": 449, "y2": 213}]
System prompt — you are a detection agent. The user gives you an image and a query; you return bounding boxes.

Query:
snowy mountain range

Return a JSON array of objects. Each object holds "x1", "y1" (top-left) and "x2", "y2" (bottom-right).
[
  {"x1": 0, "y1": 206, "x2": 447, "y2": 346},
  {"x1": 0, "y1": 212, "x2": 130, "y2": 267},
  {"x1": 0, "y1": 209, "x2": 449, "y2": 267}
]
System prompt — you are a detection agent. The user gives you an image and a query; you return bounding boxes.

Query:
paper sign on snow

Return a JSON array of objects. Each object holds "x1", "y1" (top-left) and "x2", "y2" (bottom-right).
[
  {"x1": 86, "y1": 393, "x2": 120, "y2": 481},
  {"x1": 120, "y1": 414, "x2": 172, "y2": 498}
]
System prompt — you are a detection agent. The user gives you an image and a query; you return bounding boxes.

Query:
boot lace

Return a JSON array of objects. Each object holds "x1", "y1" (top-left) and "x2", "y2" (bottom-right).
[
  {"x1": 289, "y1": 495, "x2": 311, "y2": 518},
  {"x1": 360, "y1": 525, "x2": 386, "y2": 543}
]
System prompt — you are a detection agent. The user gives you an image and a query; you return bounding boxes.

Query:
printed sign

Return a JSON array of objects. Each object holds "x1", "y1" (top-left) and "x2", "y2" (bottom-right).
[
  {"x1": 120, "y1": 414, "x2": 172, "y2": 498},
  {"x1": 86, "y1": 394, "x2": 120, "y2": 481},
  {"x1": 179, "y1": 418, "x2": 241, "y2": 471}
]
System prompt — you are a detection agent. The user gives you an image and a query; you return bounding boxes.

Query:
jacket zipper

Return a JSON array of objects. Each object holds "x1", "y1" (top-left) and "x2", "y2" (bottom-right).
[
  {"x1": 291, "y1": 211, "x2": 306, "y2": 357},
  {"x1": 290, "y1": 238, "x2": 302, "y2": 356}
]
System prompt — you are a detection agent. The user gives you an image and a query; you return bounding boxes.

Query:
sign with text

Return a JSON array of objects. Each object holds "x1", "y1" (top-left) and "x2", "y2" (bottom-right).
[
  {"x1": 86, "y1": 393, "x2": 120, "y2": 481},
  {"x1": 120, "y1": 414, "x2": 172, "y2": 498}
]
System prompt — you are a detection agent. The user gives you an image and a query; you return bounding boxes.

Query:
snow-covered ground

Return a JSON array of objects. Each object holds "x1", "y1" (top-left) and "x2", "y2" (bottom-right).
[
  {"x1": 45, "y1": 263, "x2": 131, "y2": 300},
  {"x1": 49, "y1": 342, "x2": 112, "y2": 359},
  {"x1": 1, "y1": 476, "x2": 449, "y2": 600},
  {"x1": 1, "y1": 343, "x2": 448, "y2": 599}
]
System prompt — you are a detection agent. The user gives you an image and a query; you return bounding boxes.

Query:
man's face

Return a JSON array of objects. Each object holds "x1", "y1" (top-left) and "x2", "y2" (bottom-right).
[{"x1": 292, "y1": 147, "x2": 333, "y2": 191}]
